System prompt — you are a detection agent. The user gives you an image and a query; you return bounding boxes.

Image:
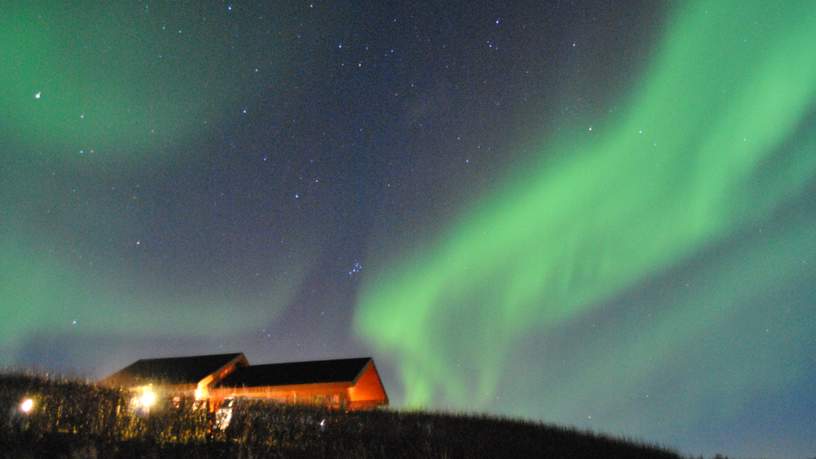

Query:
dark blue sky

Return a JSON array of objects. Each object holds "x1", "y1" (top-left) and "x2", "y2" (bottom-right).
[{"x1": 3, "y1": 2, "x2": 815, "y2": 458}]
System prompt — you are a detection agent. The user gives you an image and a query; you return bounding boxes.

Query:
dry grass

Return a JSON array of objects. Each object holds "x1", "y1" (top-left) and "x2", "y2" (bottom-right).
[{"x1": 0, "y1": 372, "x2": 683, "y2": 458}]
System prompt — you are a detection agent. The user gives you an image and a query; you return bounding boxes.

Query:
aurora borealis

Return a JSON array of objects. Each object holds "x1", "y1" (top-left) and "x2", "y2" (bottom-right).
[{"x1": 2, "y1": 1, "x2": 815, "y2": 457}]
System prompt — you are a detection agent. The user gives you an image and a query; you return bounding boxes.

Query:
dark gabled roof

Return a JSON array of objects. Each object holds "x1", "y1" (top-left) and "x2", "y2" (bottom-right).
[
  {"x1": 216, "y1": 357, "x2": 372, "y2": 388},
  {"x1": 104, "y1": 352, "x2": 245, "y2": 386}
]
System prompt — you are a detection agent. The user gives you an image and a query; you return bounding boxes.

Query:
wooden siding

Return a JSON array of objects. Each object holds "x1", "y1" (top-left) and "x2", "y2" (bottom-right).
[
  {"x1": 209, "y1": 362, "x2": 388, "y2": 410},
  {"x1": 347, "y1": 361, "x2": 388, "y2": 408}
]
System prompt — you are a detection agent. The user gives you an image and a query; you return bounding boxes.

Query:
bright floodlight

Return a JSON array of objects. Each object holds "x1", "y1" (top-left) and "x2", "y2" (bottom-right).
[
  {"x1": 19, "y1": 398, "x2": 34, "y2": 414},
  {"x1": 140, "y1": 388, "x2": 157, "y2": 409}
]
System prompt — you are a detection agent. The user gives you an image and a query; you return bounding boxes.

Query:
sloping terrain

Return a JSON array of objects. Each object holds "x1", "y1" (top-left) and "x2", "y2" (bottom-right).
[{"x1": 0, "y1": 373, "x2": 682, "y2": 458}]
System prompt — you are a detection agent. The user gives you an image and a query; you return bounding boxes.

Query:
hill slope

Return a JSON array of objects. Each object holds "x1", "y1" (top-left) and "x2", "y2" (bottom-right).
[{"x1": 0, "y1": 373, "x2": 681, "y2": 458}]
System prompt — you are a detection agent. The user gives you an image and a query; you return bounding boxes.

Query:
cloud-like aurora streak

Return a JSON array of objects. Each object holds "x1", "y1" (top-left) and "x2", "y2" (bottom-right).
[
  {"x1": 0, "y1": 3, "x2": 262, "y2": 159},
  {"x1": 0, "y1": 2, "x2": 300, "y2": 367},
  {"x1": 355, "y1": 0, "x2": 816, "y2": 439},
  {"x1": 0, "y1": 222, "x2": 312, "y2": 367}
]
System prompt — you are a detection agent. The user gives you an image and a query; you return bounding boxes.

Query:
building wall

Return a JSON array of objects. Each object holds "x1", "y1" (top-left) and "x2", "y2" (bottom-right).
[
  {"x1": 347, "y1": 363, "x2": 388, "y2": 408},
  {"x1": 211, "y1": 381, "x2": 351, "y2": 408},
  {"x1": 210, "y1": 370, "x2": 389, "y2": 410},
  {"x1": 103, "y1": 356, "x2": 388, "y2": 412}
]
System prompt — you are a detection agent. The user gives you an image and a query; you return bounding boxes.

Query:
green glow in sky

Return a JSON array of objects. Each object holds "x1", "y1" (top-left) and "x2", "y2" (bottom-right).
[
  {"x1": 355, "y1": 0, "x2": 816, "y2": 432},
  {"x1": 0, "y1": 2, "x2": 293, "y2": 364},
  {"x1": 0, "y1": 3, "x2": 255, "y2": 160},
  {"x1": 0, "y1": 222, "x2": 310, "y2": 364}
]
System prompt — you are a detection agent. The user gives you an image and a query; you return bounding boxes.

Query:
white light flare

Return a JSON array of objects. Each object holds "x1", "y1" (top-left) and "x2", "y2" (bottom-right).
[{"x1": 19, "y1": 398, "x2": 35, "y2": 414}]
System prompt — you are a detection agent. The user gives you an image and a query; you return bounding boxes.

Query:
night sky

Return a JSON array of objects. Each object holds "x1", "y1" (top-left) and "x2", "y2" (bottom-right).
[{"x1": 3, "y1": 1, "x2": 816, "y2": 457}]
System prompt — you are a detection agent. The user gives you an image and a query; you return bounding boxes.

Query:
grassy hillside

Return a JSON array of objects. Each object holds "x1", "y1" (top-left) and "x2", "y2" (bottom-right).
[{"x1": 0, "y1": 372, "x2": 683, "y2": 458}]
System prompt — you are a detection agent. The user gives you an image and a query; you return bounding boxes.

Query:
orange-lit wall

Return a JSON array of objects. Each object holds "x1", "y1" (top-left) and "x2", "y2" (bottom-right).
[
  {"x1": 110, "y1": 359, "x2": 388, "y2": 411},
  {"x1": 209, "y1": 364, "x2": 388, "y2": 410},
  {"x1": 347, "y1": 362, "x2": 388, "y2": 408},
  {"x1": 211, "y1": 381, "x2": 351, "y2": 408}
]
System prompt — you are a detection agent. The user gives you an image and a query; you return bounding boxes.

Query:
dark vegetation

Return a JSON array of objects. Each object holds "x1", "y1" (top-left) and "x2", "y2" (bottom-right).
[{"x1": 0, "y1": 372, "x2": 684, "y2": 458}]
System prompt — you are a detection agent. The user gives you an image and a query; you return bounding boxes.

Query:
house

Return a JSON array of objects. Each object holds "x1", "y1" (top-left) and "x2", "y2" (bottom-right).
[
  {"x1": 101, "y1": 352, "x2": 248, "y2": 406},
  {"x1": 100, "y1": 352, "x2": 388, "y2": 411},
  {"x1": 212, "y1": 357, "x2": 388, "y2": 410}
]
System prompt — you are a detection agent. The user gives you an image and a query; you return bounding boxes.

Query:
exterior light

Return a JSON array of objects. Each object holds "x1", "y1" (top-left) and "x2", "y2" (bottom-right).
[
  {"x1": 140, "y1": 388, "x2": 157, "y2": 409},
  {"x1": 19, "y1": 398, "x2": 35, "y2": 414},
  {"x1": 195, "y1": 376, "x2": 213, "y2": 401}
]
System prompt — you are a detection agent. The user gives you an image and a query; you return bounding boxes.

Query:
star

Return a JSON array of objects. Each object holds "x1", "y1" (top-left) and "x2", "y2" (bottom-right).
[{"x1": 348, "y1": 261, "x2": 363, "y2": 276}]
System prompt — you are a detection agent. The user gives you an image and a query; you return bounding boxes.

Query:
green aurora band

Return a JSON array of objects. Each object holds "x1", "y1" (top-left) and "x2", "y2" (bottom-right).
[
  {"x1": 0, "y1": 226, "x2": 309, "y2": 351},
  {"x1": 355, "y1": 0, "x2": 816, "y2": 438},
  {"x1": 0, "y1": 3, "x2": 305, "y2": 363},
  {"x1": 0, "y1": 3, "x2": 250, "y2": 158}
]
